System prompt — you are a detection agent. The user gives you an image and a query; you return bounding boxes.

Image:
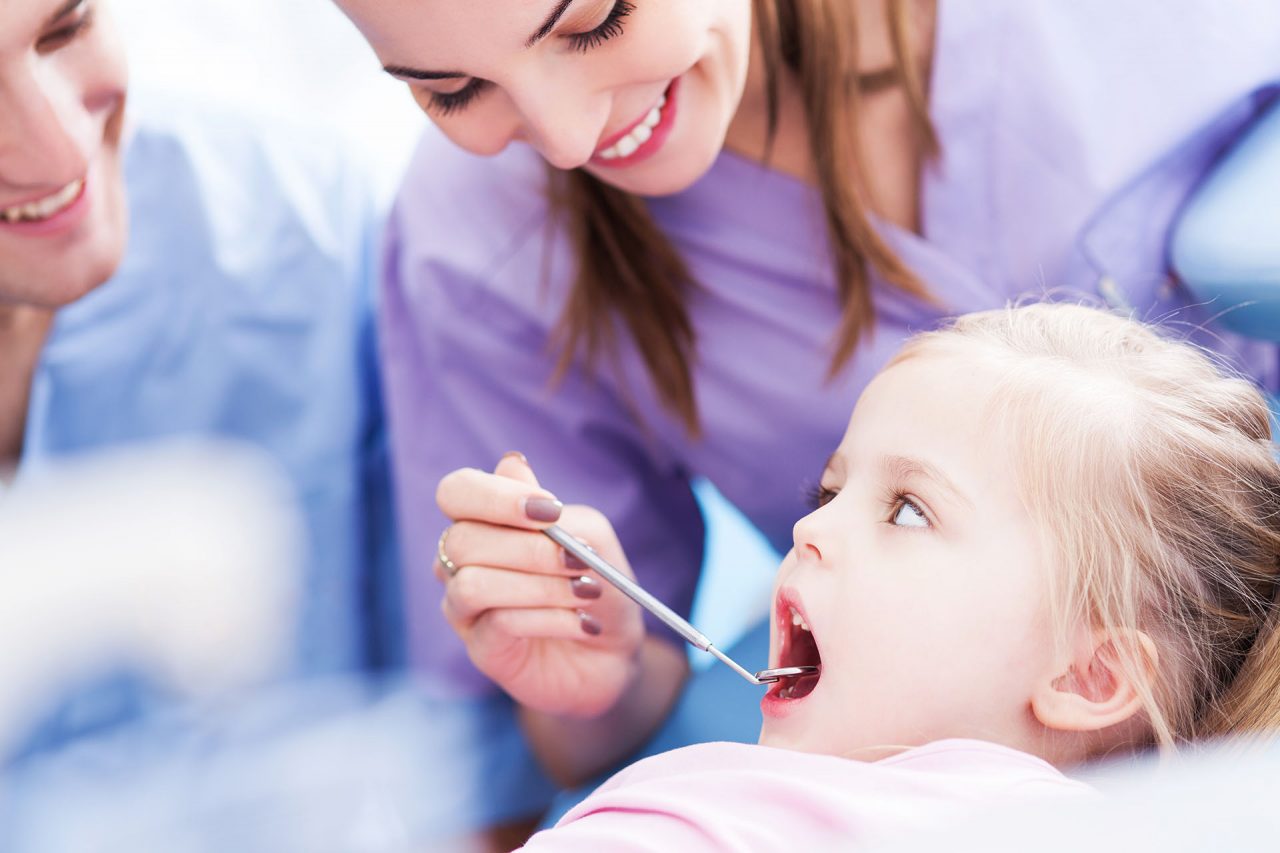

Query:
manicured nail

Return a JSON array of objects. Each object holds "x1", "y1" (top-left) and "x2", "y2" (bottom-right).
[
  {"x1": 570, "y1": 576, "x2": 602, "y2": 599},
  {"x1": 563, "y1": 548, "x2": 589, "y2": 572},
  {"x1": 578, "y1": 610, "x2": 602, "y2": 636},
  {"x1": 501, "y1": 450, "x2": 528, "y2": 465},
  {"x1": 525, "y1": 496, "x2": 563, "y2": 522}
]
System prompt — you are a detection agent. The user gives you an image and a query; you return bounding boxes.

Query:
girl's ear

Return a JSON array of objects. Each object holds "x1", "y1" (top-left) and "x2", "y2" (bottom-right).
[{"x1": 1031, "y1": 630, "x2": 1158, "y2": 733}]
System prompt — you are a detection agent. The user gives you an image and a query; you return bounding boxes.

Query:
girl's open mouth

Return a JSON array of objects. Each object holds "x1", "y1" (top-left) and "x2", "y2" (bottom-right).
[{"x1": 768, "y1": 598, "x2": 822, "y2": 701}]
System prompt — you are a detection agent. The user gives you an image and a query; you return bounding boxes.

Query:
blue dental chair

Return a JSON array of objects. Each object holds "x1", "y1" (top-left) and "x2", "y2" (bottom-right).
[
  {"x1": 1170, "y1": 97, "x2": 1280, "y2": 342},
  {"x1": 541, "y1": 94, "x2": 1280, "y2": 827}
]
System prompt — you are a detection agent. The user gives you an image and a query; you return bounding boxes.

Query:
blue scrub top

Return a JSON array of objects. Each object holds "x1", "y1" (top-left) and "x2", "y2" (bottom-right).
[{"x1": 13, "y1": 94, "x2": 401, "y2": 749}]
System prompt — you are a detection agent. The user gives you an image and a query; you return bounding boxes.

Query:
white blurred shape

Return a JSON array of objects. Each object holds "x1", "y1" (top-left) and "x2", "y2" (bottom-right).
[
  {"x1": 0, "y1": 441, "x2": 301, "y2": 755},
  {"x1": 110, "y1": 0, "x2": 425, "y2": 204}
]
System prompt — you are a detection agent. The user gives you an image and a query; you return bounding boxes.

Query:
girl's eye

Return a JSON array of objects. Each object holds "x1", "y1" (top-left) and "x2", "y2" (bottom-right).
[
  {"x1": 890, "y1": 497, "x2": 930, "y2": 529},
  {"x1": 565, "y1": 0, "x2": 634, "y2": 53},
  {"x1": 807, "y1": 484, "x2": 838, "y2": 509},
  {"x1": 37, "y1": 3, "x2": 93, "y2": 53},
  {"x1": 428, "y1": 80, "x2": 492, "y2": 117}
]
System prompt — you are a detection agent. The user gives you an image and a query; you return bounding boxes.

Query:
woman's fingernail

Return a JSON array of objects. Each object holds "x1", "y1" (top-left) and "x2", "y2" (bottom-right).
[
  {"x1": 501, "y1": 450, "x2": 528, "y2": 465},
  {"x1": 578, "y1": 610, "x2": 602, "y2": 636},
  {"x1": 563, "y1": 548, "x2": 589, "y2": 572},
  {"x1": 571, "y1": 576, "x2": 602, "y2": 599},
  {"x1": 525, "y1": 496, "x2": 563, "y2": 522}
]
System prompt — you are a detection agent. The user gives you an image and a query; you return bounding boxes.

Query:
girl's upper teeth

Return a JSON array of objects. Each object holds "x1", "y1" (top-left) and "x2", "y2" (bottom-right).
[
  {"x1": 598, "y1": 95, "x2": 667, "y2": 161},
  {"x1": 790, "y1": 607, "x2": 811, "y2": 632},
  {"x1": 1, "y1": 178, "x2": 83, "y2": 223}
]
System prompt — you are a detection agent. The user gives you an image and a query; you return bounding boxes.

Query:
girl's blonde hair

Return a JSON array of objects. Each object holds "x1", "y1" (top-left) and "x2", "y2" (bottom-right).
[{"x1": 891, "y1": 303, "x2": 1280, "y2": 751}]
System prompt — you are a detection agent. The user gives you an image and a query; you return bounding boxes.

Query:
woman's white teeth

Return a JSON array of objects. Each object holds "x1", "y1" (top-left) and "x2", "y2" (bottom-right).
[
  {"x1": 790, "y1": 607, "x2": 811, "y2": 632},
  {"x1": 1, "y1": 178, "x2": 83, "y2": 223},
  {"x1": 598, "y1": 97, "x2": 667, "y2": 161}
]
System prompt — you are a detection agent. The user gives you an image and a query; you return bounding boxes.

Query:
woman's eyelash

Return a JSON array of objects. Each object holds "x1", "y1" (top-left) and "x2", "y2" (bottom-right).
[
  {"x1": 429, "y1": 80, "x2": 491, "y2": 117},
  {"x1": 565, "y1": 0, "x2": 634, "y2": 53},
  {"x1": 38, "y1": 4, "x2": 93, "y2": 51},
  {"x1": 427, "y1": 0, "x2": 633, "y2": 117}
]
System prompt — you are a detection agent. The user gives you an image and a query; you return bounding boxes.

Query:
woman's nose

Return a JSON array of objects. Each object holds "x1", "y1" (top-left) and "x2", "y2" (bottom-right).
[
  {"x1": 507, "y1": 82, "x2": 606, "y2": 171},
  {"x1": 0, "y1": 71, "x2": 94, "y2": 187}
]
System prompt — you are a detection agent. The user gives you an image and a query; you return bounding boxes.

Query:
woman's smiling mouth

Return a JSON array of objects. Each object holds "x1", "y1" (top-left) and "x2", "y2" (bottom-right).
[{"x1": 591, "y1": 78, "x2": 680, "y2": 167}]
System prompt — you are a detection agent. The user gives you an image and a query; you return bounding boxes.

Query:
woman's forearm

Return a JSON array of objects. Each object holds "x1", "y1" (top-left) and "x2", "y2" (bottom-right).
[{"x1": 518, "y1": 635, "x2": 690, "y2": 789}]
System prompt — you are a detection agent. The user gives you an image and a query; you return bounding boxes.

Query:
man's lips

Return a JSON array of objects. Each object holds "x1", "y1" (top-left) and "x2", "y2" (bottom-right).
[
  {"x1": 0, "y1": 177, "x2": 86, "y2": 224},
  {"x1": 0, "y1": 176, "x2": 91, "y2": 238}
]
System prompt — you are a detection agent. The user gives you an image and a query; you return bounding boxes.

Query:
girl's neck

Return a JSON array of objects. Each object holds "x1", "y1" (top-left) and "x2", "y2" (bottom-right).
[
  {"x1": 0, "y1": 304, "x2": 54, "y2": 469},
  {"x1": 724, "y1": 0, "x2": 937, "y2": 233}
]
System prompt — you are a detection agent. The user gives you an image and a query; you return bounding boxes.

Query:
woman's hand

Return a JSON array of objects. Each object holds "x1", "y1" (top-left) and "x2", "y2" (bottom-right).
[{"x1": 434, "y1": 453, "x2": 645, "y2": 719}]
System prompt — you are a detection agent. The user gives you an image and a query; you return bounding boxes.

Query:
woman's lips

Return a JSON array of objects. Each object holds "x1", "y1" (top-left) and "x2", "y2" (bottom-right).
[{"x1": 590, "y1": 78, "x2": 680, "y2": 168}]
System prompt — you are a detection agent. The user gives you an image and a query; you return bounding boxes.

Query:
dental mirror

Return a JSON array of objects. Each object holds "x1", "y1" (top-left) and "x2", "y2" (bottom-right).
[
  {"x1": 545, "y1": 525, "x2": 823, "y2": 687},
  {"x1": 753, "y1": 666, "x2": 820, "y2": 683}
]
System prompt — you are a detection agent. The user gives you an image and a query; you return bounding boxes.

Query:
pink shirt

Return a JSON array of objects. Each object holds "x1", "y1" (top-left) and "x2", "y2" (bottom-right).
[{"x1": 522, "y1": 740, "x2": 1092, "y2": 851}]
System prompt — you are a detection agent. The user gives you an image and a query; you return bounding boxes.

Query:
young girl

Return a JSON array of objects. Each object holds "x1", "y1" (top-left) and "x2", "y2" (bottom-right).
[{"x1": 480, "y1": 302, "x2": 1280, "y2": 849}]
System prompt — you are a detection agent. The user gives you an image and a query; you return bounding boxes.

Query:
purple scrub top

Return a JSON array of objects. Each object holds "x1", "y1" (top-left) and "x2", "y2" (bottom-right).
[{"x1": 379, "y1": 0, "x2": 1280, "y2": 695}]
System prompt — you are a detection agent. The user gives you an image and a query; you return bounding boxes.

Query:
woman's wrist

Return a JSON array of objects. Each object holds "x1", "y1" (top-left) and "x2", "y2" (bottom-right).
[{"x1": 518, "y1": 635, "x2": 690, "y2": 788}]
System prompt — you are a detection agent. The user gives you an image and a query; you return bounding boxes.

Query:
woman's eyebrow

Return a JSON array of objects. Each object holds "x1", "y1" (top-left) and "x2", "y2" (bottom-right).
[
  {"x1": 526, "y1": 0, "x2": 576, "y2": 48},
  {"x1": 383, "y1": 0, "x2": 578, "y2": 81},
  {"x1": 383, "y1": 66, "x2": 466, "y2": 81},
  {"x1": 880, "y1": 454, "x2": 973, "y2": 509},
  {"x1": 45, "y1": 0, "x2": 83, "y2": 27}
]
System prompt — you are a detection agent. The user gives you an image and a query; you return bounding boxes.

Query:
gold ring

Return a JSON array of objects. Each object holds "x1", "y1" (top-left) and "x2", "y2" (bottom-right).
[{"x1": 437, "y1": 527, "x2": 459, "y2": 578}]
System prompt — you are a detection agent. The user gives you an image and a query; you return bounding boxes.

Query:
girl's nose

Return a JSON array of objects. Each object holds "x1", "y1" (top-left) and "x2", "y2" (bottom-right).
[
  {"x1": 791, "y1": 511, "x2": 828, "y2": 567},
  {"x1": 0, "y1": 70, "x2": 94, "y2": 188}
]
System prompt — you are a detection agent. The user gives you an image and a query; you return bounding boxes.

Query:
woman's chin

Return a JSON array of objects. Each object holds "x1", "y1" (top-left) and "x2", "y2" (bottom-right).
[{"x1": 585, "y1": 138, "x2": 722, "y2": 198}]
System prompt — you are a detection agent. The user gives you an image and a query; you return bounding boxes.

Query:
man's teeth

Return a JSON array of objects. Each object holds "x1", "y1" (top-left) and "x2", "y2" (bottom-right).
[
  {"x1": 1, "y1": 179, "x2": 84, "y2": 224},
  {"x1": 789, "y1": 606, "x2": 811, "y2": 633},
  {"x1": 598, "y1": 93, "x2": 668, "y2": 161}
]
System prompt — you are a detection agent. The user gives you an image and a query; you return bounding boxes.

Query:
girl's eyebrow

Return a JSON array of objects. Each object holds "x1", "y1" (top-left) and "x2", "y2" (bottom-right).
[
  {"x1": 880, "y1": 454, "x2": 973, "y2": 509},
  {"x1": 383, "y1": 0, "x2": 577, "y2": 81}
]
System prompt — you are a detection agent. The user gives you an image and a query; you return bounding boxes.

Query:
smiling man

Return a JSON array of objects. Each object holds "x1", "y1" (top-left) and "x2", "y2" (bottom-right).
[{"x1": 0, "y1": 0, "x2": 398, "y2": 750}]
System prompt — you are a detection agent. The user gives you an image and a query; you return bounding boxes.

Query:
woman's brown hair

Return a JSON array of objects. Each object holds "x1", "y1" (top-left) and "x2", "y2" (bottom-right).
[{"x1": 550, "y1": 0, "x2": 939, "y2": 434}]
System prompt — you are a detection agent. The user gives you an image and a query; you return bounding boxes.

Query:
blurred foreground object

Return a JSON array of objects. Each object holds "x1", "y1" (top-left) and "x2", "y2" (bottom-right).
[{"x1": 0, "y1": 441, "x2": 301, "y2": 758}]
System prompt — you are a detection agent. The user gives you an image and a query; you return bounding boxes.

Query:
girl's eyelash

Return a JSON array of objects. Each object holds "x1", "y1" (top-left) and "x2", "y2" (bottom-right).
[
  {"x1": 886, "y1": 491, "x2": 932, "y2": 529},
  {"x1": 38, "y1": 3, "x2": 93, "y2": 51},
  {"x1": 806, "y1": 484, "x2": 838, "y2": 510},
  {"x1": 565, "y1": 0, "x2": 635, "y2": 53},
  {"x1": 428, "y1": 80, "x2": 491, "y2": 117},
  {"x1": 806, "y1": 482, "x2": 932, "y2": 529}
]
